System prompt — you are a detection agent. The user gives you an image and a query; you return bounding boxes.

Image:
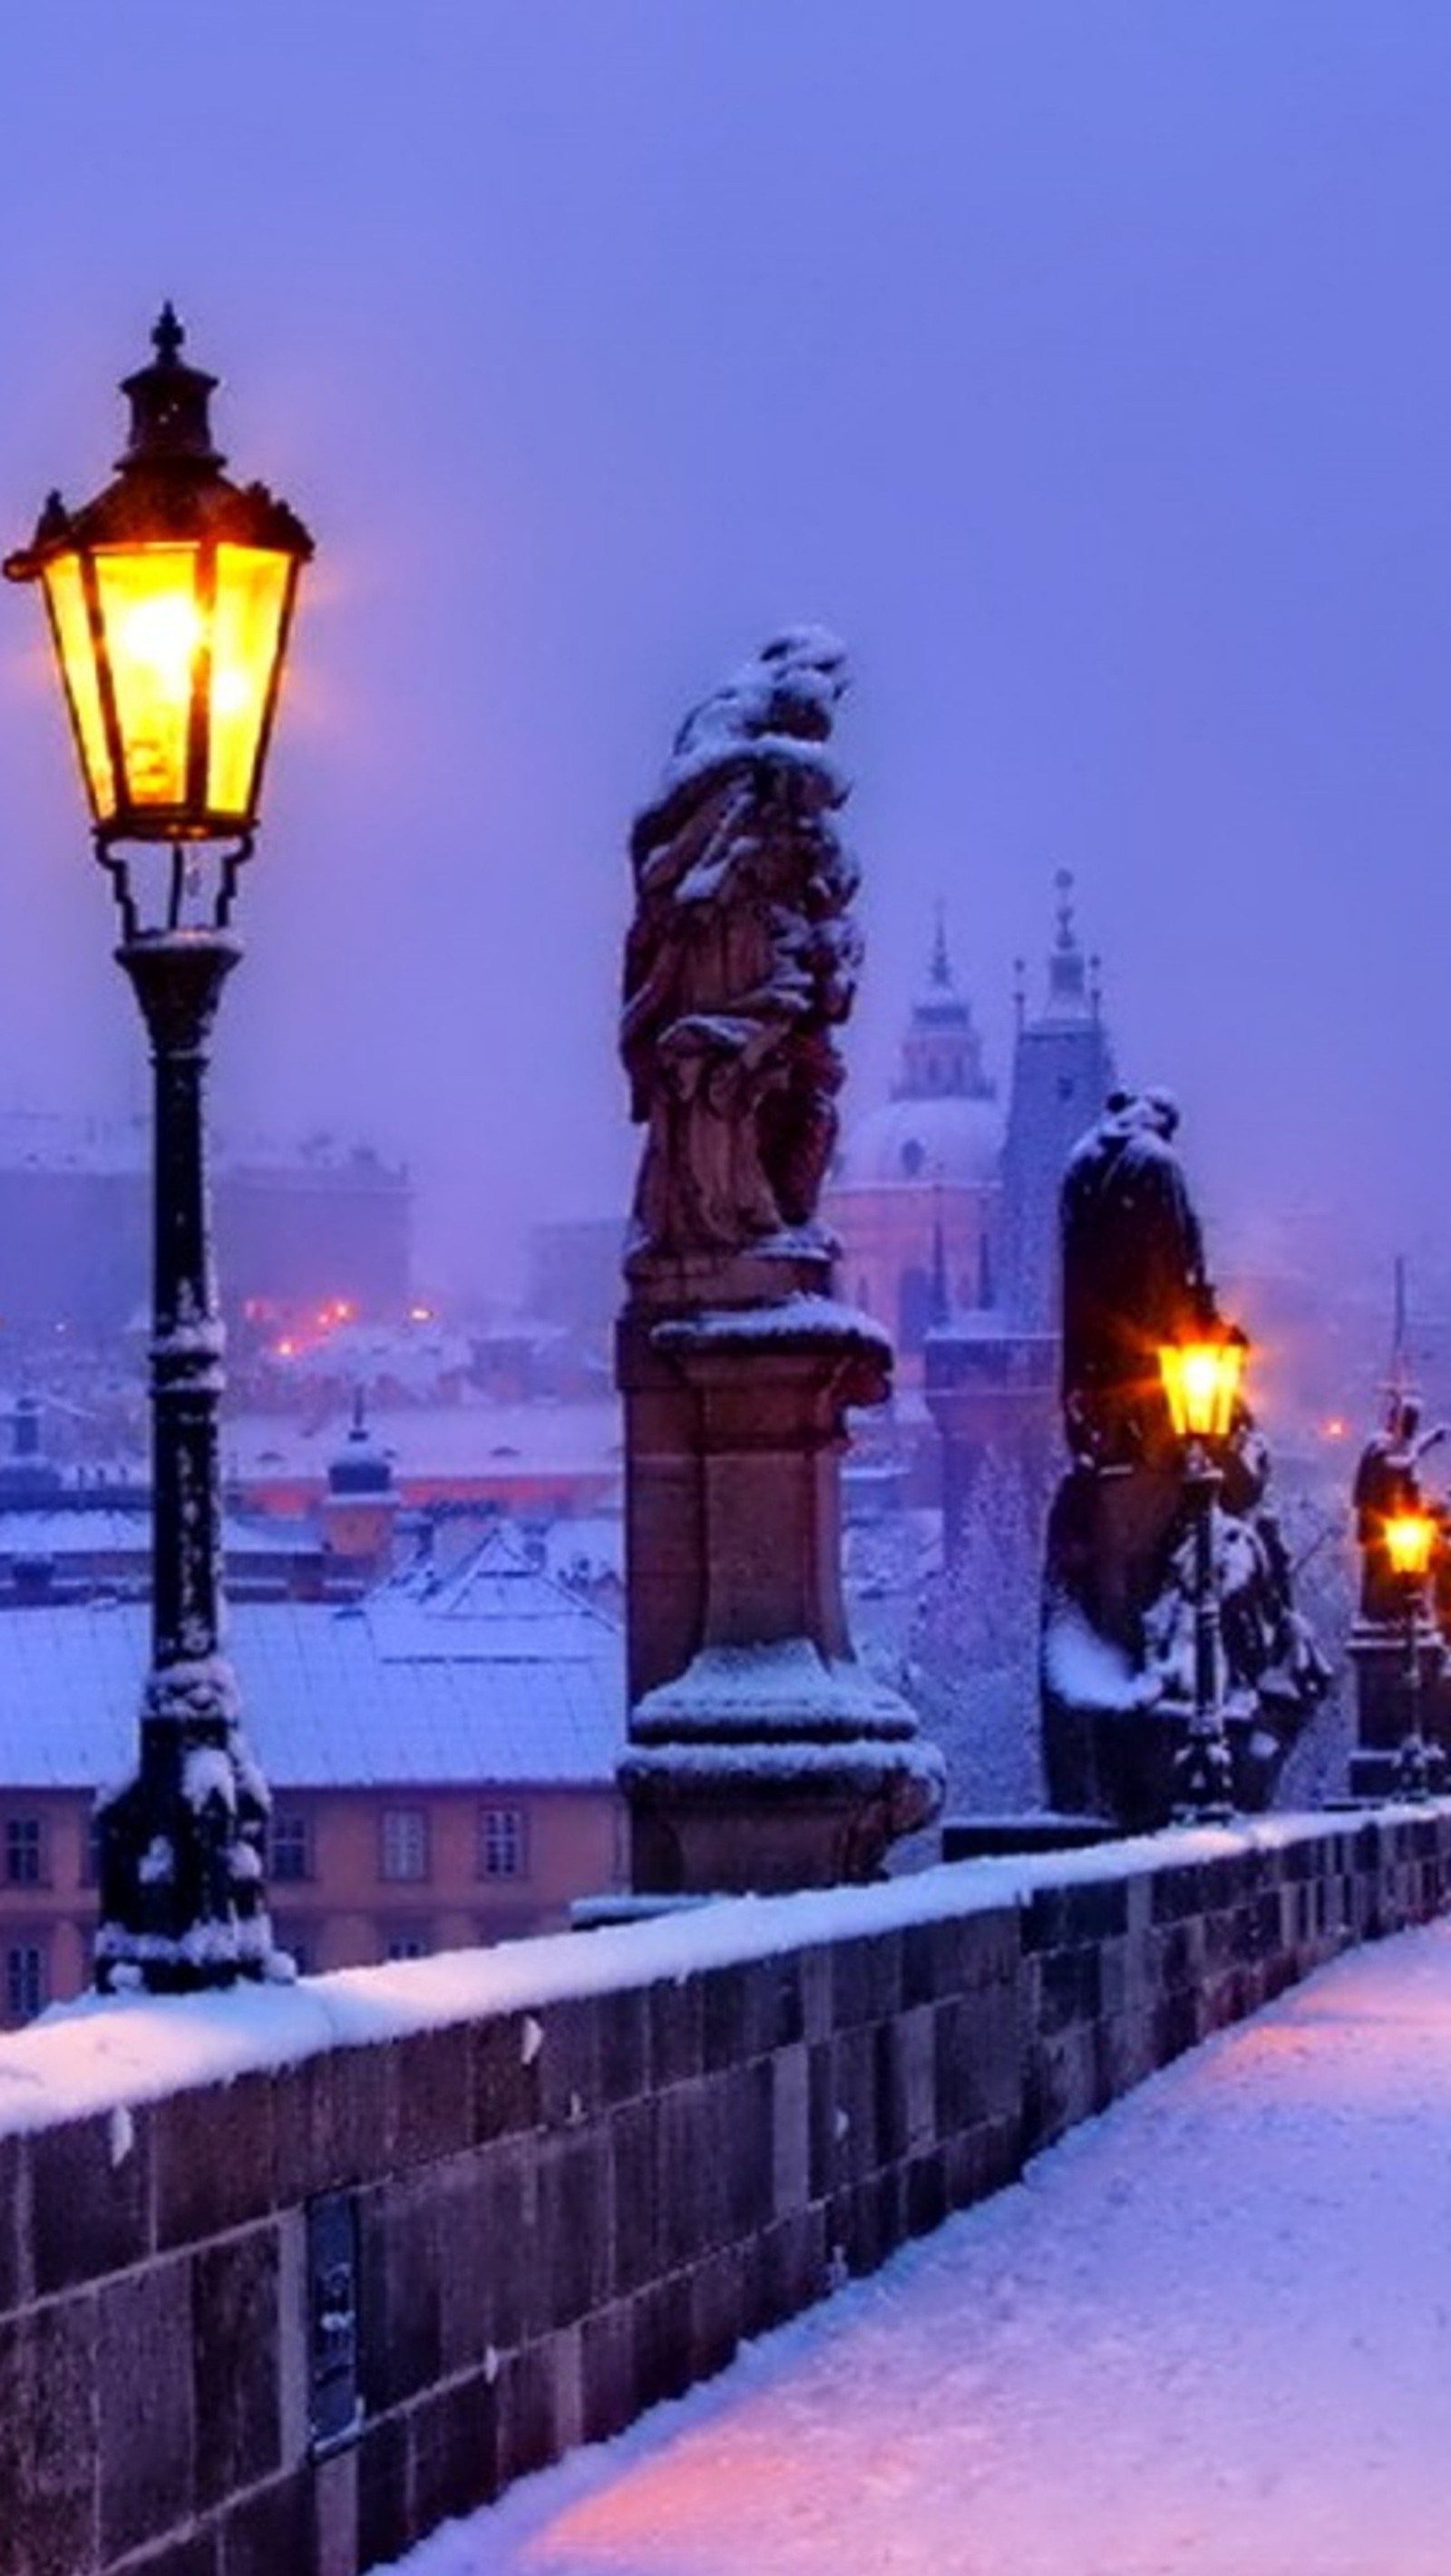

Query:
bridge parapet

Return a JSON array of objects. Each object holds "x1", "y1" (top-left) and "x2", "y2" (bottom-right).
[{"x1": 3, "y1": 1806, "x2": 1448, "y2": 2576}]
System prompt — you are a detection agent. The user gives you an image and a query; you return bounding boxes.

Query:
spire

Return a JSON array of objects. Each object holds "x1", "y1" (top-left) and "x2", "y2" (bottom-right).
[
  {"x1": 891, "y1": 905, "x2": 994, "y2": 1102},
  {"x1": 1043, "y1": 868, "x2": 1089, "y2": 1022}
]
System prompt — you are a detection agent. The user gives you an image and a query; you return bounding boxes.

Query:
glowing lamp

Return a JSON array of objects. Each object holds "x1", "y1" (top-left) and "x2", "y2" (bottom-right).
[
  {"x1": 1158, "y1": 1329, "x2": 1247, "y2": 1444},
  {"x1": 5, "y1": 306, "x2": 312, "y2": 851},
  {"x1": 1384, "y1": 1511, "x2": 1436, "y2": 1582}
]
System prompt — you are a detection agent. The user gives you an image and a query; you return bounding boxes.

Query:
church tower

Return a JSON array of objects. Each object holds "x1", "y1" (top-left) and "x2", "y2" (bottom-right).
[{"x1": 997, "y1": 870, "x2": 1117, "y2": 1334}]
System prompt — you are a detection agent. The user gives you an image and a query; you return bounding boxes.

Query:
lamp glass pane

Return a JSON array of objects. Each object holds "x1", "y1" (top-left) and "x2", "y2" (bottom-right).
[
  {"x1": 207, "y1": 545, "x2": 291, "y2": 818},
  {"x1": 93, "y1": 543, "x2": 200, "y2": 810},
  {"x1": 40, "y1": 553, "x2": 112, "y2": 821}
]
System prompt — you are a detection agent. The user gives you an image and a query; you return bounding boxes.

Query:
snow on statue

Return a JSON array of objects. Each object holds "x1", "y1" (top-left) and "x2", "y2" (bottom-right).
[{"x1": 621, "y1": 628, "x2": 862, "y2": 1261}]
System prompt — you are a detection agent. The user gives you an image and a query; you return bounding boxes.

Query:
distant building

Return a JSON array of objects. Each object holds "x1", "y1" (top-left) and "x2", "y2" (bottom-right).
[
  {"x1": 0, "y1": 1113, "x2": 411, "y2": 1337},
  {"x1": 0, "y1": 1528, "x2": 625, "y2": 2025},
  {"x1": 824, "y1": 914, "x2": 1001, "y2": 1371}
]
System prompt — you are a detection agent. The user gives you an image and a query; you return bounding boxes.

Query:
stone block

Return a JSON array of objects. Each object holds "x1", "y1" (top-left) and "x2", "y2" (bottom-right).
[
  {"x1": 537, "y1": 1998, "x2": 602, "y2": 2130},
  {"x1": 0, "y1": 2297, "x2": 97, "y2": 2576},
  {"x1": 218, "y1": 2466, "x2": 313, "y2": 2576},
  {"x1": 471, "y1": 2012, "x2": 543, "y2": 2143},
  {"x1": 1022, "y1": 2026, "x2": 1098, "y2": 2153},
  {"x1": 904, "y1": 2149, "x2": 948, "y2": 2238},
  {"x1": 656, "y1": 2083, "x2": 726, "y2": 2271},
  {"x1": 610, "y1": 2097, "x2": 660, "y2": 2299},
  {"x1": 154, "y1": 2073, "x2": 274, "y2": 2251},
  {"x1": 941, "y1": 2115, "x2": 1018, "y2": 2211},
  {"x1": 827, "y1": 2024, "x2": 881, "y2": 2185},
  {"x1": 595, "y1": 1985, "x2": 649, "y2": 2105},
  {"x1": 312, "y1": 2448, "x2": 358, "y2": 2576},
  {"x1": 33, "y1": 2109, "x2": 151, "y2": 2296},
  {"x1": 1151, "y1": 1984, "x2": 1203, "y2": 2069},
  {"x1": 0, "y1": 2131, "x2": 26, "y2": 2318},
  {"x1": 537, "y1": 2128, "x2": 611, "y2": 2328},
  {"x1": 580, "y1": 2299, "x2": 637, "y2": 2445},
  {"x1": 357, "y1": 2173, "x2": 443, "y2": 2416},
  {"x1": 648, "y1": 1974, "x2": 704, "y2": 2088},
  {"x1": 688, "y1": 2245, "x2": 744, "y2": 2382},
  {"x1": 410, "y1": 2371, "x2": 497, "y2": 2536},
  {"x1": 192, "y1": 2226, "x2": 281, "y2": 2511},
  {"x1": 798, "y1": 1944, "x2": 834, "y2": 2041},
  {"x1": 391, "y1": 2024, "x2": 472, "y2": 2171},
  {"x1": 745, "y1": 2207, "x2": 828, "y2": 2338},
  {"x1": 771, "y1": 2042, "x2": 810, "y2": 2218},
  {"x1": 1150, "y1": 1862, "x2": 1204, "y2": 1924},
  {"x1": 699, "y1": 1961, "x2": 756, "y2": 2069},
  {"x1": 1034, "y1": 1944, "x2": 1100, "y2": 2035},
  {"x1": 273, "y1": 2045, "x2": 391, "y2": 2203},
  {"x1": 934, "y1": 1986, "x2": 1020, "y2": 2135},
  {"x1": 100, "y1": 2256, "x2": 195, "y2": 2561},
  {"x1": 495, "y1": 2338, "x2": 560, "y2": 2487},
  {"x1": 831, "y1": 1931, "x2": 901, "y2": 2029},
  {"x1": 355, "y1": 2413, "x2": 411, "y2": 2576},
  {"x1": 829, "y1": 2167, "x2": 905, "y2": 2280},
  {"x1": 631, "y1": 2271, "x2": 694, "y2": 2412},
  {"x1": 720, "y1": 2057, "x2": 775, "y2": 2239}
]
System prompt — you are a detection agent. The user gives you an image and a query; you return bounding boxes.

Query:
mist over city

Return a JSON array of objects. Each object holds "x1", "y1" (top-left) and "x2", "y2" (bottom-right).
[{"x1": 0, "y1": 4, "x2": 1446, "y2": 1333}]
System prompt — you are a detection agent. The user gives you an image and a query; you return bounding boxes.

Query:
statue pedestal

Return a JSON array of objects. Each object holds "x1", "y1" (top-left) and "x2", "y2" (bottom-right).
[
  {"x1": 1346, "y1": 1616, "x2": 1446, "y2": 1794},
  {"x1": 617, "y1": 1258, "x2": 943, "y2": 1893}
]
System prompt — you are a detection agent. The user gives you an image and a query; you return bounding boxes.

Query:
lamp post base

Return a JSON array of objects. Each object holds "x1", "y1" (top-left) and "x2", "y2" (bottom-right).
[{"x1": 95, "y1": 1677, "x2": 283, "y2": 1995}]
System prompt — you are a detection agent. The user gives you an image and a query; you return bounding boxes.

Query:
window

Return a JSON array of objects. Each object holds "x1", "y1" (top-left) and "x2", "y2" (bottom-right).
[
  {"x1": 379, "y1": 1807, "x2": 429, "y2": 1883},
  {"x1": 83, "y1": 1813, "x2": 103, "y2": 1888},
  {"x1": 270, "y1": 1811, "x2": 313, "y2": 1882},
  {"x1": 385, "y1": 1930, "x2": 429, "y2": 1962},
  {"x1": 5, "y1": 1942, "x2": 46, "y2": 2024},
  {"x1": 5, "y1": 1815, "x2": 45, "y2": 1887},
  {"x1": 478, "y1": 1806, "x2": 528, "y2": 1880}
]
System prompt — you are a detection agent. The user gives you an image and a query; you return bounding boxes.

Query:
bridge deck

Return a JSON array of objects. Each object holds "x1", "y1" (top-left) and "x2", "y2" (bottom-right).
[{"x1": 377, "y1": 1916, "x2": 1451, "y2": 2576}]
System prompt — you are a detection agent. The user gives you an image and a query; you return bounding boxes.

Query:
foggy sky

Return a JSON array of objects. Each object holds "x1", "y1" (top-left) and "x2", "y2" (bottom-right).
[{"x1": 0, "y1": 3, "x2": 1448, "y2": 1302}]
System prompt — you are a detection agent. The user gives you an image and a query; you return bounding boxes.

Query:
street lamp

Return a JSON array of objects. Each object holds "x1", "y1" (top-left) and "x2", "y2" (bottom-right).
[
  {"x1": 5, "y1": 308, "x2": 314, "y2": 1990},
  {"x1": 1158, "y1": 1326, "x2": 1248, "y2": 1822},
  {"x1": 1381, "y1": 1507, "x2": 1439, "y2": 1797}
]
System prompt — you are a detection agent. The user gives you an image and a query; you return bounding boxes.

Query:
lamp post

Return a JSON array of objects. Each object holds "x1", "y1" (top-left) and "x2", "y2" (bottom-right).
[
  {"x1": 1158, "y1": 1327, "x2": 1248, "y2": 1823},
  {"x1": 5, "y1": 309, "x2": 314, "y2": 1990},
  {"x1": 1381, "y1": 1508, "x2": 1438, "y2": 1797}
]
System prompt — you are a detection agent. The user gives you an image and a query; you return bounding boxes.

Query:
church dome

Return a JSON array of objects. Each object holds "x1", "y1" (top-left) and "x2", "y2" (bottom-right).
[
  {"x1": 835, "y1": 1089, "x2": 1002, "y2": 1190},
  {"x1": 833, "y1": 910, "x2": 1003, "y2": 1190}
]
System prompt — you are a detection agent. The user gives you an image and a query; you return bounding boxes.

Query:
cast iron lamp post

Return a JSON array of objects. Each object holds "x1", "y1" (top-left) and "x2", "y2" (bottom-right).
[
  {"x1": 5, "y1": 308, "x2": 313, "y2": 1990},
  {"x1": 1381, "y1": 1508, "x2": 1438, "y2": 1798},
  {"x1": 1158, "y1": 1327, "x2": 1248, "y2": 1823}
]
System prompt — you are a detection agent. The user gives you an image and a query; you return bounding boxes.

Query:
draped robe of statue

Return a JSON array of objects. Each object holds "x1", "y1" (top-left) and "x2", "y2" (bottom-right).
[{"x1": 621, "y1": 628, "x2": 861, "y2": 1268}]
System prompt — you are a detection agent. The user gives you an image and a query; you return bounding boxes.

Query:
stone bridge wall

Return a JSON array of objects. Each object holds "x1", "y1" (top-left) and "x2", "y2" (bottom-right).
[{"x1": 4, "y1": 1807, "x2": 1450, "y2": 2576}]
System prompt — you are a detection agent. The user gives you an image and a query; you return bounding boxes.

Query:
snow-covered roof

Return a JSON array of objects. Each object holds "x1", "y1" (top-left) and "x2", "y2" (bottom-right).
[
  {"x1": 223, "y1": 1398, "x2": 623, "y2": 1483},
  {"x1": 0, "y1": 1531, "x2": 623, "y2": 1791}
]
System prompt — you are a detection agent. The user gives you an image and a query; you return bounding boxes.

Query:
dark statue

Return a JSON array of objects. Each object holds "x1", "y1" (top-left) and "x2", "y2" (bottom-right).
[
  {"x1": 621, "y1": 628, "x2": 862, "y2": 1262},
  {"x1": 1042, "y1": 1090, "x2": 1329, "y2": 1828}
]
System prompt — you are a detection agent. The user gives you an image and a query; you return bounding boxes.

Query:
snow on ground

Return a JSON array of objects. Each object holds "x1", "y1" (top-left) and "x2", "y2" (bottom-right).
[{"x1": 378, "y1": 1920, "x2": 1451, "y2": 2576}]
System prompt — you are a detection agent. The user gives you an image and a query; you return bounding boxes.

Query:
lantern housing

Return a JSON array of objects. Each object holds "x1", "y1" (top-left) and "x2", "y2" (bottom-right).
[
  {"x1": 4, "y1": 306, "x2": 313, "y2": 856},
  {"x1": 1384, "y1": 1511, "x2": 1436, "y2": 1582},
  {"x1": 1158, "y1": 1327, "x2": 1248, "y2": 1445}
]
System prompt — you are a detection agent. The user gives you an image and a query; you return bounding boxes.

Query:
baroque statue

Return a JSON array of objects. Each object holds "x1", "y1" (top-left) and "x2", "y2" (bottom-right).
[{"x1": 620, "y1": 627, "x2": 862, "y2": 1264}]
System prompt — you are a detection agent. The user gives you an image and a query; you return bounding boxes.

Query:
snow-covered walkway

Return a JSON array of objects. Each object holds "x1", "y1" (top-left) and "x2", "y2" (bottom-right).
[{"x1": 377, "y1": 1918, "x2": 1451, "y2": 2576}]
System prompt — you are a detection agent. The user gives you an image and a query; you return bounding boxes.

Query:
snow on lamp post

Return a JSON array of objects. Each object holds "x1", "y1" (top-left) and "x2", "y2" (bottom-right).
[
  {"x1": 5, "y1": 308, "x2": 314, "y2": 1991},
  {"x1": 1158, "y1": 1327, "x2": 1248, "y2": 1823},
  {"x1": 1382, "y1": 1508, "x2": 1439, "y2": 1798}
]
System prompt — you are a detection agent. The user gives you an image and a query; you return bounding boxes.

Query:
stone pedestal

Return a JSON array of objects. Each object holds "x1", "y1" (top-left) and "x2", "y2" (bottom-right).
[
  {"x1": 1346, "y1": 1615, "x2": 1448, "y2": 1794},
  {"x1": 618, "y1": 1245, "x2": 943, "y2": 1894}
]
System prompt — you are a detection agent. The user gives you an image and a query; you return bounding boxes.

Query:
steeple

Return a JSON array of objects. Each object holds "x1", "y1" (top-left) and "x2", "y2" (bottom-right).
[
  {"x1": 891, "y1": 908, "x2": 995, "y2": 1103},
  {"x1": 1043, "y1": 868, "x2": 1091, "y2": 1023}
]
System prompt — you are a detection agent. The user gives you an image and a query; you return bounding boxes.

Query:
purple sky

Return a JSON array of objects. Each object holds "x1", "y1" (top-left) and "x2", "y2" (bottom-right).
[{"x1": 0, "y1": 3, "x2": 1448, "y2": 1300}]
